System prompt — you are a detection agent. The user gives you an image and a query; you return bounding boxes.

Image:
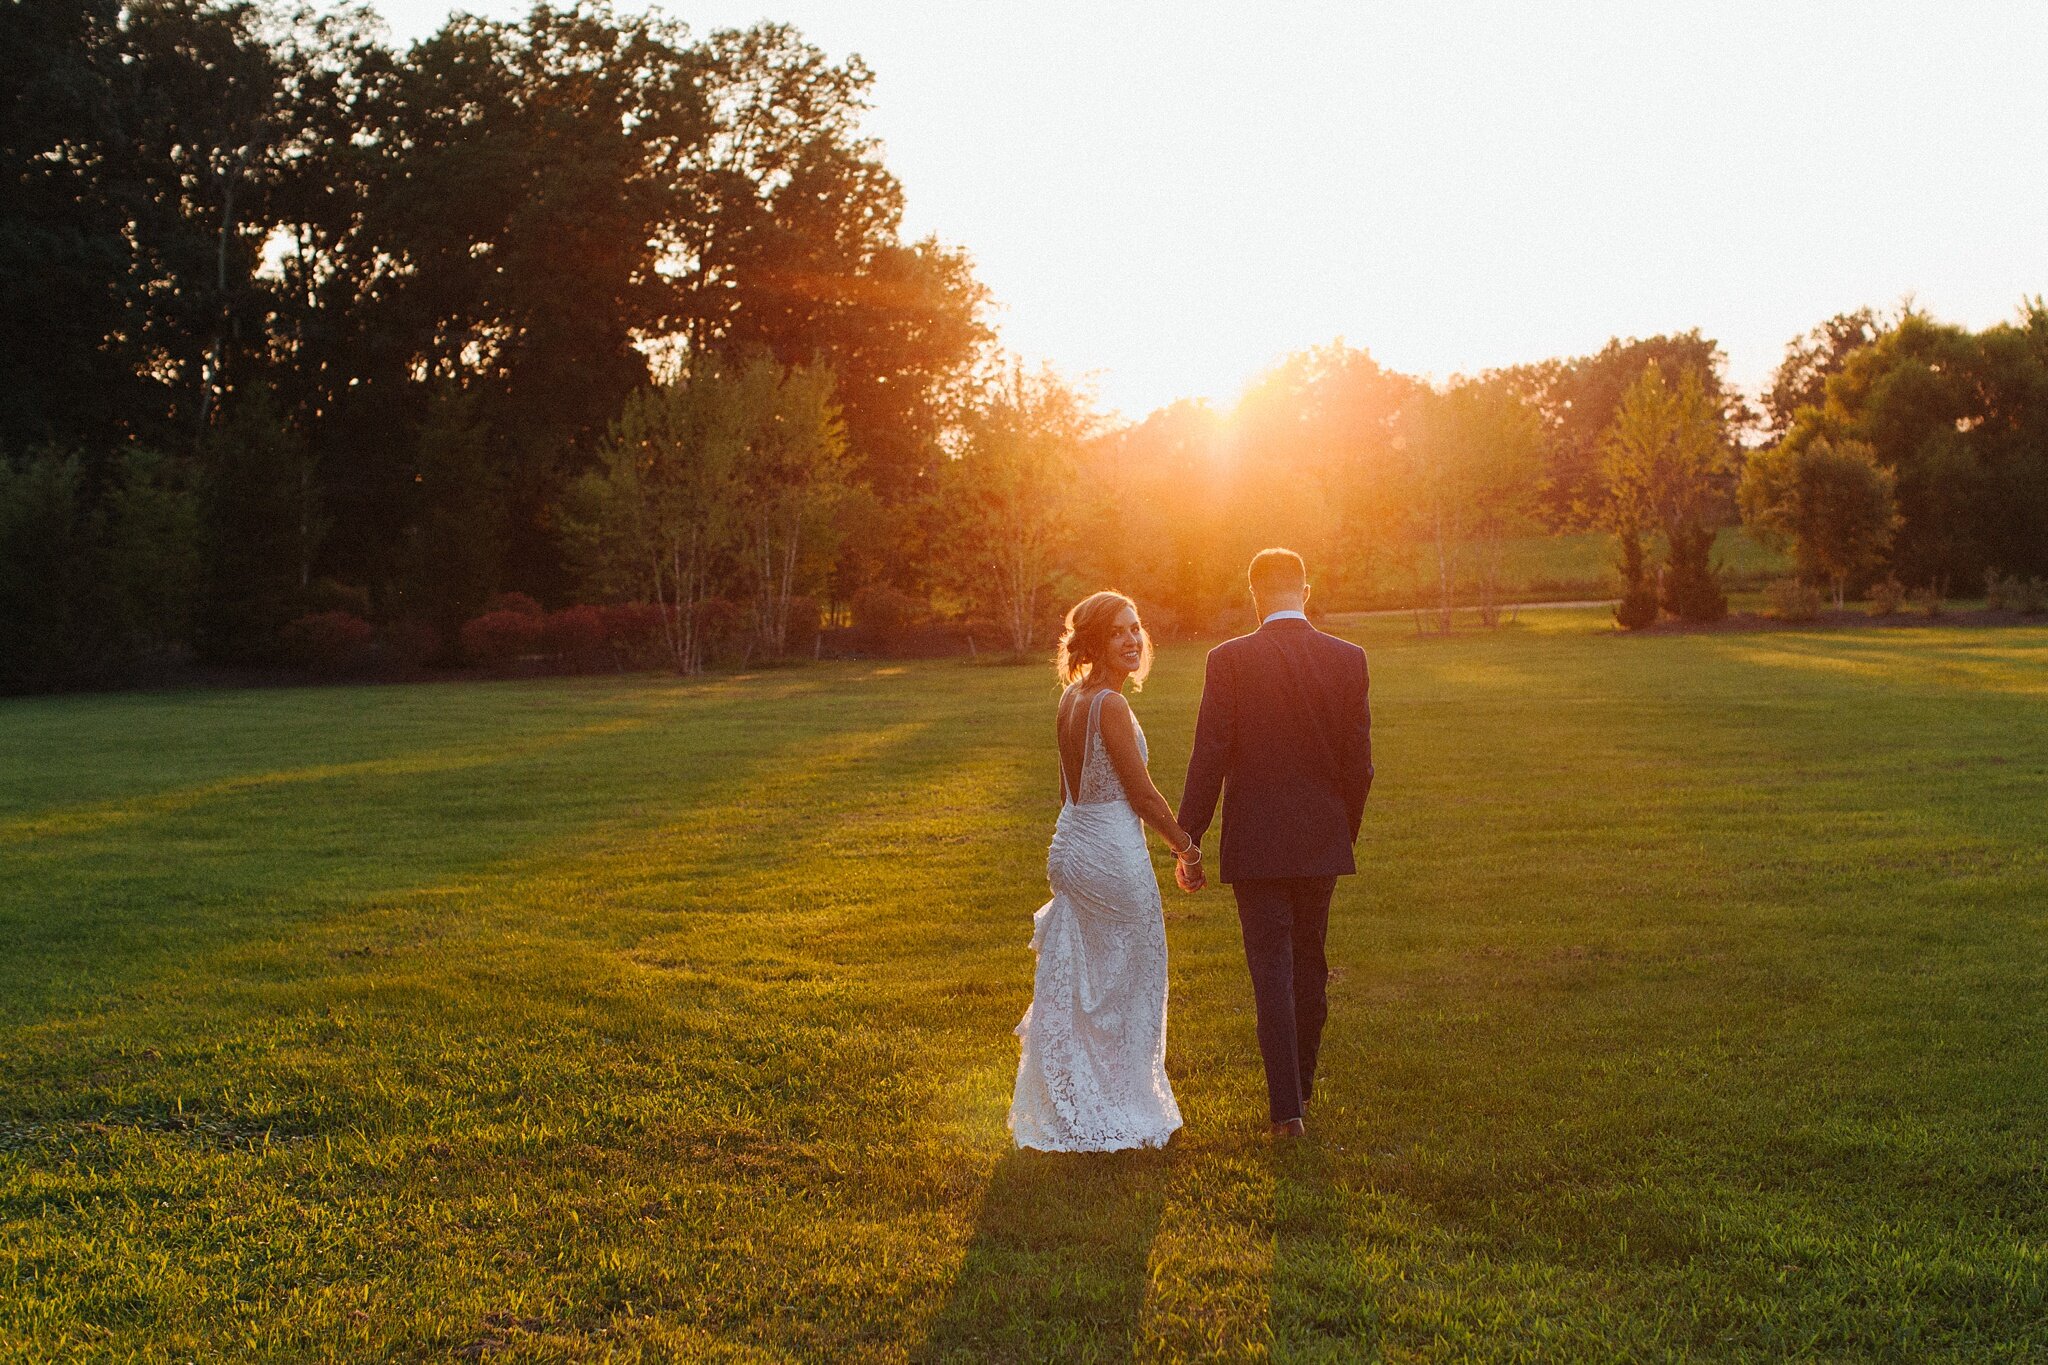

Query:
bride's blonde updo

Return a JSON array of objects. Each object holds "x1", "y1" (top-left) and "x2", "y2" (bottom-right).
[{"x1": 1054, "y1": 590, "x2": 1153, "y2": 690}]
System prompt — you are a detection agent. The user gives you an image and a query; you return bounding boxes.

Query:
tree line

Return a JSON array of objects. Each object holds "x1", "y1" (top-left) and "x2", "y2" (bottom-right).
[
  {"x1": 4, "y1": 2, "x2": 2046, "y2": 690},
  {"x1": 1, "y1": 0, "x2": 986, "y2": 687}
]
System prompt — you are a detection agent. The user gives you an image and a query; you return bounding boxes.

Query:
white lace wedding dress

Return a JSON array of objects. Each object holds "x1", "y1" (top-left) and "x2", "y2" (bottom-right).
[{"x1": 1009, "y1": 687, "x2": 1182, "y2": 1152}]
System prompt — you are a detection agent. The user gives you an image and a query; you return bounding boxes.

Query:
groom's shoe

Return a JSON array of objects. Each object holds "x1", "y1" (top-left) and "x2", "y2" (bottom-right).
[{"x1": 1269, "y1": 1117, "x2": 1306, "y2": 1138}]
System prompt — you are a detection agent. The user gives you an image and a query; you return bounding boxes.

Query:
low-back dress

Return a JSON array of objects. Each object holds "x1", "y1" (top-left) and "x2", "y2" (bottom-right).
[{"x1": 1008, "y1": 686, "x2": 1182, "y2": 1151}]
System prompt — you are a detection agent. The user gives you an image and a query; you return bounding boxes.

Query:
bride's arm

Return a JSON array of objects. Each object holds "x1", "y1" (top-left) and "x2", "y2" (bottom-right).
[{"x1": 1097, "y1": 696, "x2": 1196, "y2": 856}]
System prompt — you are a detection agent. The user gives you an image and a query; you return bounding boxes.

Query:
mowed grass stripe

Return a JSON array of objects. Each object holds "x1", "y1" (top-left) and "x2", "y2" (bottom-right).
[{"x1": 3, "y1": 613, "x2": 2047, "y2": 1359}]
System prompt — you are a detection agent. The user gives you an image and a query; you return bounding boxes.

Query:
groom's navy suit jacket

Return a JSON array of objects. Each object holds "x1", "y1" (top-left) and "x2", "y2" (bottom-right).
[{"x1": 1176, "y1": 616, "x2": 1373, "y2": 883}]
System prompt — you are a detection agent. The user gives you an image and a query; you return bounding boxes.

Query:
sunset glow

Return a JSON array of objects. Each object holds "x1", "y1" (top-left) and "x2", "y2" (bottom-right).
[{"x1": 378, "y1": 0, "x2": 2048, "y2": 417}]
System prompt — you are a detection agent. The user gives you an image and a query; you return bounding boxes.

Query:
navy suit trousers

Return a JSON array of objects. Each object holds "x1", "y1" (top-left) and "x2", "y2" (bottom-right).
[{"x1": 1232, "y1": 875, "x2": 1337, "y2": 1124}]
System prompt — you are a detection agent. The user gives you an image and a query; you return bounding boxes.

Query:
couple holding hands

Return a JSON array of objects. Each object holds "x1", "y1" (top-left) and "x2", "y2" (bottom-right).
[{"x1": 1009, "y1": 547, "x2": 1374, "y2": 1150}]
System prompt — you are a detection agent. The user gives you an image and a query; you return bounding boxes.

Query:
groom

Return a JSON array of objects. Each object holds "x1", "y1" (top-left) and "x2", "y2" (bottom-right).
[{"x1": 1175, "y1": 548, "x2": 1374, "y2": 1137}]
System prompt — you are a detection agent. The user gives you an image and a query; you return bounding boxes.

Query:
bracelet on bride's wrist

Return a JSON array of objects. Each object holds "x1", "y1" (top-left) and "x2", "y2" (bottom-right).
[{"x1": 1175, "y1": 843, "x2": 1202, "y2": 862}]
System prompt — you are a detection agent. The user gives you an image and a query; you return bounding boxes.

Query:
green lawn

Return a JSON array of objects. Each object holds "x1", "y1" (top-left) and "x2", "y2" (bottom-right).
[
  {"x1": 1359, "y1": 528, "x2": 1788, "y2": 609},
  {"x1": 4, "y1": 613, "x2": 2048, "y2": 1361}
]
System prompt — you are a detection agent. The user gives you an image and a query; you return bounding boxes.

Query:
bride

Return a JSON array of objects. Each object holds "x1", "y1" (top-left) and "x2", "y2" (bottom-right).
[{"x1": 1009, "y1": 590, "x2": 1200, "y2": 1152}]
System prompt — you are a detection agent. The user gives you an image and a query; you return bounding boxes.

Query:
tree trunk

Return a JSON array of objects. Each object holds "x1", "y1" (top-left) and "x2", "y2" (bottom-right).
[{"x1": 1432, "y1": 503, "x2": 1453, "y2": 634}]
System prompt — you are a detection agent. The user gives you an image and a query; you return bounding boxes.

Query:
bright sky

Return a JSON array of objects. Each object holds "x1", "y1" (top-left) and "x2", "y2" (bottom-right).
[{"x1": 376, "y1": 0, "x2": 2048, "y2": 421}]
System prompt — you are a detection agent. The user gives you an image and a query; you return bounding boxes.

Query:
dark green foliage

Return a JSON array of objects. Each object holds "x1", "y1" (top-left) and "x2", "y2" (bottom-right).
[
  {"x1": 1783, "y1": 304, "x2": 2048, "y2": 590},
  {"x1": 1739, "y1": 436, "x2": 1900, "y2": 609},
  {"x1": 1613, "y1": 582, "x2": 1659, "y2": 630},
  {"x1": 1499, "y1": 331, "x2": 1754, "y2": 529},
  {"x1": 1, "y1": 2, "x2": 987, "y2": 686},
  {"x1": 1612, "y1": 531, "x2": 1659, "y2": 630},
  {"x1": 0, "y1": 0, "x2": 144, "y2": 452},
  {"x1": 0, "y1": 447, "x2": 198, "y2": 691},
  {"x1": 852, "y1": 582, "x2": 919, "y2": 651},
  {"x1": 1660, "y1": 525, "x2": 1728, "y2": 623},
  {"x1": 280, "y1": 610, "x2": 374, "y2": 674},
  {"x1": 379, "y1": 618, "x2": 442, "y2": 668},
  {"x1": 194, "y1": 387, "x2": 322, "y2": 665},
  {"x1": 394, "y1": 386, "x2": 504, "y2": 637},
  {"x1": 1762, "y1": 308, "x2": 1883, "y2": 437}
]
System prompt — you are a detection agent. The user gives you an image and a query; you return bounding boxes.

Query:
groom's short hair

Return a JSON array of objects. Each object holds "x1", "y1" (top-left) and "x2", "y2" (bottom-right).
[{"x1": 1248, "y1": 548, "x2": 1307, "y2": 599}]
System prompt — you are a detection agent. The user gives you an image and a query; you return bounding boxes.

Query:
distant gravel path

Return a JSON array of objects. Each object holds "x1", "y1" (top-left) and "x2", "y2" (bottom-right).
[{"x1": 1330, "y1": 599, "x2": 1617, "y2": 621}]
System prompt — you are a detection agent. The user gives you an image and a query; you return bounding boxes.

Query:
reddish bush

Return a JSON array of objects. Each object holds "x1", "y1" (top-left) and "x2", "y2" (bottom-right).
[
  {"x1": 482, "y1": 591, "x2": 544, "y2": 619},
  {"x1": 460, "y1": 609, "x2": 543, "y2": 664},
  {"x1": 282, "y1": 611, "x2": 375, "y2": 674},
  {"x1": 786, "y1": 595, "x2": 822, "y2": 657},
  {"x1": 694, "y1": 596, "x2": 748, "y2": 663},
  {"x1": 381, "y1": 620, "x2": 442, "y2": 668},
  {"x1": 599, "y1": 602, "x2": 668, "y2": 665},
  {"x1": 852, "y1": 584, "x2": 916, "y2": 634},
  {"x1": 305, "y1": 578, "x2": 372, "y2": 618},
  {"x1": 540, "y1": 605, "x2": 607, "y2": 661}
]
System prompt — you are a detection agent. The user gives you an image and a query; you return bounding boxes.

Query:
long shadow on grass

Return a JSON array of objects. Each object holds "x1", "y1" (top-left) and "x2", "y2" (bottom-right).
[
  {"x1": 918, "y1": 1148, "x2": 1169, "y2": 1363},
  {"x1": 0, "y1": 682, "x2": 921, "y2": 1030},
  {"x1": 1269, "y1": 1138, "x2": 1377, "y2": 1356}
]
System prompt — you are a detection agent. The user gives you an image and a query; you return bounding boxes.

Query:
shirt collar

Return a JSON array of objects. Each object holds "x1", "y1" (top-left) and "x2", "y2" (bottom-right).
[{"x1": 1261, "y1": 609, "x2": 1309, "y2": 625}]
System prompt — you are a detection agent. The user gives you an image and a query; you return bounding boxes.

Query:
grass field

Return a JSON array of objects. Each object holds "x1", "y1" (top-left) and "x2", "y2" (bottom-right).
[
  {"x1": 1358, "y1": 528, "x2": 1788, "y2": 610},
  {"x1": 5, "y1": 610, "x2": 2048, "y2": 1360}
]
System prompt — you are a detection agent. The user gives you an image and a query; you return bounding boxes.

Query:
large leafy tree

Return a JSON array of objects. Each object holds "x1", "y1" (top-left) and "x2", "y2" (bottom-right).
[
  {"x1": 1394, "y1": 376, "x2": 1547, "y2": 631},
  {"x1": 1596, "y1": 363, "x2": 1738, "y2": 624},
  {"x1": 727, "y1": 358, "x2": 850, "y2": 660},
  {"x1": 679, "y1": 25, "x2": 990, "y2": 502},
  {"x1": 363, "y1": 5, "x2": 710, "y2": 597},
  {"x1": 0, "y1": 447, "x2": 198, "y2": 691},
  {"x1": 0, "y1": 0, "x2": 141, "y2": 453},
  {"x1": 933, "y1": 364, "x2": 1098, "y2": 655},
  {"x1": 1501, "y1": 331, "x2": 1753, "y2": 528},
  {"x1": 561, "y1": 367, "x2": 747, "y2": 676},
  {"x1": 1784, "y1": 304, "x2": 2048, "y2": 588},
  {"x1": 1076, "y1": 398, "x2": 1233, "y2": 635},
  {"x1": 1762, "y1": 308, "x2": 1883, "y2": 437},
  {"x1": 1739, "y1": 436, "x2": 1900, "y2": 608},
  {"x1": 562, "y1": 356, "x2": 843, "y2": 672}
]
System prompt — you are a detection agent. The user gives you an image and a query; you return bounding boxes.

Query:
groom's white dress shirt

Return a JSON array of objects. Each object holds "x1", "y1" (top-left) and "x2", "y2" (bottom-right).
[{"x1": 1262, "y1": 609, "x2": 1308, "y2": 624}]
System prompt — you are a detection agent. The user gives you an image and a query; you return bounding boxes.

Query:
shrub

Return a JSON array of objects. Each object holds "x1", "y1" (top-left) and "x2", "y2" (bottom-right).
[
  {"x1": 786, "y1": 595, "x2": 822, "y2": 658},
  {"x1": 381, "y1": 620, "x2": 442, "y2": 668},
  {"x1": 305, "y1": 578, "x2": 372, "y2": 618},
  {"x1": 1909, "y1": 585, "x2": 1944, "y2": 618},
  {"x1": 694, "y1": 597, "x2": 748, "y2": 664},
  {"x1": 1983, "y1": 568, "x2": 2009, "y2": 610},
  {"x1": 852, "y1": 583, "x2": 916, "y2": 633},
  {"x1": 1867, "y1": 576, "x2": 1907, "y2": 617},
  {"x1": 1661, "y1": 536, "x2": 1728, "y2": 624},
  {"x1": 1764, "y1": 578, "x2": 1823, "y2": 622},
  {"x1": 483, "y1": 591, "x2": 544, "y2": 619},
  {"x1": 1614, "y1": 581, "x2": 1660, "y2": 631},
  {"x1": 282, "y1": 611, "x2": 375, "y2": 674},
  {"x1": 600, "y1": 602, "x2": 669, "y2": 667},
  {"x1": 540, "y1": 605, "x2": 607, "y2": 662},
  {"x1": 1985, "y1": 570, "x2": 2048, "y2": 614},
  {"x1": 0, "y1": 448, "x2": 199, "y2": 692},
  {"x1": 460, "y1": 609, "x2": 543, "y2": 664}
]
